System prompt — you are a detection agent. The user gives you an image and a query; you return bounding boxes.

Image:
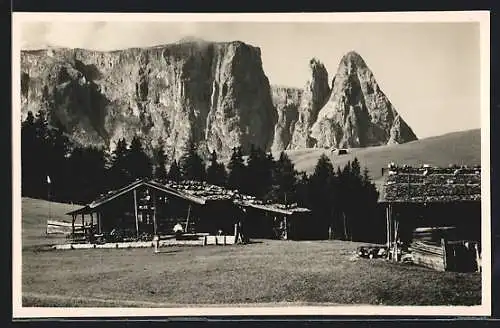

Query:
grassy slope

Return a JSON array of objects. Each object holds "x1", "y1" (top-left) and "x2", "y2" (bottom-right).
[
  {"x1": 22, "y1": 198, "x2": 81, "y2": 248},
  {"x1": 285, "y1": 129, "x2": 481, "y2": 180},
  {"x1": 21, "y1": 198, "x2": 480, "y2": 307}
]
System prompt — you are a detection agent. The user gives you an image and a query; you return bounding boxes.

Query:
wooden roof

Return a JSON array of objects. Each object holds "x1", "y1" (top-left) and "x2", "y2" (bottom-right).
[
  {"x1": 241, "y1": 202, "x2": 311, "y2": 215},
  {"x1": 67, "y1": 179, "x2": 312, "y2": 215},
  {"x1": 378, "y1": 165, "x2": 481, "y2": 204},
  {"x1": 66, "y1": 179, "x2": 208, "y2": 215}
]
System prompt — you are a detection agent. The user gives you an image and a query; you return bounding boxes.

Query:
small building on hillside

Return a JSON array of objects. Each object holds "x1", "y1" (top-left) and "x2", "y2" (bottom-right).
[
  {"x1": 378, "y1": 164, "x2": 481, "y2": 272},
  {"x1": 66, "y1": 179, "x2": 313, "y2": 243},
  {"x1": 330, "y1": 147, "x2": 349, "y2": 155}
]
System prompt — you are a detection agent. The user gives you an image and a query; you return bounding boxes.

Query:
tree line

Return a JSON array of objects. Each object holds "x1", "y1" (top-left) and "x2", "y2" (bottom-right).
[{"x1": 21, "y1": 111, "x2": 382, "y2": 242}]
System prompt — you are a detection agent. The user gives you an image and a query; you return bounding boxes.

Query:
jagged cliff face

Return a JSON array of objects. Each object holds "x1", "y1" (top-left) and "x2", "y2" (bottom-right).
[
  {"x1": 291, "y1": 59, "x2": 331, "y2": 149},
  {"x1": 270, "y1": 86, "x2": 302, "y2": 152},
  {"x1": 21, "y1": 42, "x2": 416, "y2": 160},
  {"x1": 21, "y1": 40, "x2": 276, "y2": 160},
  {"x1": 270, "y1": 59, "x2": 331, "y2": 151},
  {"x1": 310, "y1": 51, "x2": 417, "y2": 148}
]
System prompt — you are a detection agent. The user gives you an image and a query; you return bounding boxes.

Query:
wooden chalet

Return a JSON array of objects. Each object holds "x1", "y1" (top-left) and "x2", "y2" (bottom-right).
[
  {"x1": 66, "y1": 179, "x2": 241, "y2": 242},
  {"x1": 378, "y1": 164, "x2": 482, "y2": 272},
  {"x1": 66, "y1": 179, "x2": 313, "y2": 243}
]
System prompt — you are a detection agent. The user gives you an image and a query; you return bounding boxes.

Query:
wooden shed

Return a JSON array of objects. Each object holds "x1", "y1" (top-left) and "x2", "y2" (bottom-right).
[
  {"x1": 378, "y1": 164, "x2": 481, "y2": 272},
  {"x1": 236, "y1": 202, "x2": 313, "y2": 240}
]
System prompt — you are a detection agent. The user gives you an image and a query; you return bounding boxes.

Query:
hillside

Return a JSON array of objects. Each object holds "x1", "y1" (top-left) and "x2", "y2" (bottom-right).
[
  {"x1": 281, "y1": 129, "x2": 480, "y2": 182},
  {"x1": 21, "y1": 198, "x2": 82, "y2": 248}
]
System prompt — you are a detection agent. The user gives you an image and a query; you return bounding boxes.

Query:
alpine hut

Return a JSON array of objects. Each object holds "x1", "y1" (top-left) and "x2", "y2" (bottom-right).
[{"x1": 378, "y1": 164, "x2": 482, "y2": 272}]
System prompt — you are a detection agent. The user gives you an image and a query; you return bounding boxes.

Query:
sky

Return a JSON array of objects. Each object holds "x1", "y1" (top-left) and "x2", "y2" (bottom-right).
[{"x1": 19, "y1": 20, "x2": 481, "y2": 139}]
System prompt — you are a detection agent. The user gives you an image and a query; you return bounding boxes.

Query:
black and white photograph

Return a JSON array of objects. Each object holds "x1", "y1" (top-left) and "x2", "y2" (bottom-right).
[{"x1": 12, "y1": 12, "x2": 491, "y2": 317}]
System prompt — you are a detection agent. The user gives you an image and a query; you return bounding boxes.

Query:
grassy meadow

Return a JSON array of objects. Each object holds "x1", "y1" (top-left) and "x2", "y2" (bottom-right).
[{"x1": 20, "y1": 199, "x2": 481, "y2": 307}]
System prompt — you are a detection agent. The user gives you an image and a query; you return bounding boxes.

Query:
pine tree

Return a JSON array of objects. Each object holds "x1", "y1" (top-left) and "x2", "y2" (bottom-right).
[
  {"x1": 127, "y1": 135, "x2": 153, "y2": 181},
  {"x1": 21, "y1": 112, "x2": 37, "y2": 197},
  {"x1": 351, "y1": 157, "x2": 361, "y2": 179},
  {"x1": 246, "y1": 145, "x2": 273, "y2": 197},
  {"x1": 206, "y1": 150, "x2": 227, "y2": 186},
  {"x1": 295, "y1": 171, "x2": 310, "y2": 208},
  {"x1": 267, "y1": 151, "x2": 297, "y2": 205},
  {"x1": 153, "y1": 138, "x2": 168, "y2": 181},
  {"x1": 46, "y1": 119, "x2": 72, "y2": 202},
  {"x1": 179, "y1": 140, "x2": 206, "y2": 181},
  {"x1": 108, "y1": 138, "x2": 130, "y2": 188},
  {"x1": 308, "y1": 154, "x2": 338, "y2": 238},
  {"x1": 227, "y1": 147, "x2": 246, "y2": 191},
  {"x1": 167, "y1": 160, "x2": 182, "y2": 182},
  {"x1": 68, "y1": 146, "x2": 107, "y2": 203}
]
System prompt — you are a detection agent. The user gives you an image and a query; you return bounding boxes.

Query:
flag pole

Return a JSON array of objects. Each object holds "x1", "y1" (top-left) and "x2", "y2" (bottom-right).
[{"x1": 47, "y1": 175, "x2": 51, "y2": 235}]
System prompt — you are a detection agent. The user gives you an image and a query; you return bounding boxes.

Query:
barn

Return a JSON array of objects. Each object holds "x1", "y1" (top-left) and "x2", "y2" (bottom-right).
[
  {"x1": 378, "y1": 164, "x2": 482, "y2": 272},
  {"x1": 66, "y1": 179, "x2": 313, "y2": 244}
]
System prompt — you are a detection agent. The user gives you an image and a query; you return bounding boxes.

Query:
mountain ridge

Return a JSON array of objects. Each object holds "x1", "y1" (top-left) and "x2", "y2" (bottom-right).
[{"x1": 21, "y1": 40, "x2": 418, "y2": 161}]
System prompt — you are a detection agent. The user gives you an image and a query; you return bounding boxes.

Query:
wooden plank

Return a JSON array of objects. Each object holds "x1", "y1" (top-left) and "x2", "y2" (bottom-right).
[
  {"x1": 185, "y1": 204, "x2": 191, "y2": 233},
  {"x1": 441, "y1": 238, "x2": 448, "y2": 271},
  {"x1": 412, "y1": 251, "x2": 446, "y2": 271},
  {"x1": 412, "y1": 241, "x2": 445, "y2": 255},
  {"x1": 206, "y1": 236, "x2": 217, "y2": 245}
]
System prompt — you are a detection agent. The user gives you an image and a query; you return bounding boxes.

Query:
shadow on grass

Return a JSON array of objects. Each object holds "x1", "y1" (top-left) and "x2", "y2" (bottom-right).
[
  {"x1": 243, "y1": 240, "x2": 264, "y2": 245},
  {"x1": 153, "y1": 250, "x2": 181, "y2": 255}
]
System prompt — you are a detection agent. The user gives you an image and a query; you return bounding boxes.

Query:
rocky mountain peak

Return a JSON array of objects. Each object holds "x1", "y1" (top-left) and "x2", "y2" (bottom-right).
[
  {"x1": 21, "y1": 41, "x2": 417, "y2": 162},
  {"x1": 21, "y1": 39, "x2": 276, "y2": 161},
  {"x1": 310, "y1": 51, "x2": 417, "y2": 149}
]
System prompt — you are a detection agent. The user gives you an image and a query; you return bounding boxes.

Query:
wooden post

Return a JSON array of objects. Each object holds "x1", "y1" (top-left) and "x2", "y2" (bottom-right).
[
  {"x1": 185, "y1": 204, "x2": 191, "y2": 233},
  {"x1": 283, "y1": 216, "x2": 288, "y2": 240},
  {"x1": 234, "y1": 223, "x2": 238, "y2": 239},
  {"x1": 71, "y1": 214, "x2": 76, "y2": 237},
  {"x1": 81, "y1": 213, "x2": 85, "y2": 232},
  {"x1": 90, "y1": 213, "x2": 94, "y2": 231},
  {"x1": 475, "y1": 243, "x2": 481, "y2": 272},
  {"x1": 152, "y1": 189, "x2": 157, "y2": 237},
  {"x1": 386, "y1": 204, "x2": 391, "y2": 259},
  {"x1": 133, "y1": 189, "x2": 139, "y2": 239},
  {"x1": 98, "y1": 212, "x2": 102, "y2": 234},
  {"x1": 441, "y1": 237, "x2": 447, "y2": 271},
  {"x1": 343, "y1": 212, "x2": 348, "y2": 241},
  {"x1": 393, "y1": 220, "x2": 399, "y2": 262}
]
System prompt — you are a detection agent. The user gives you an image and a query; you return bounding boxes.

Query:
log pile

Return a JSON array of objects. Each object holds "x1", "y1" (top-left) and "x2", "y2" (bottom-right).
[
  {"x1": 410, "y1": 241, "x2": 446, "y2": 271},
  {"x1": 413, "y1": 227, "x2": 457, "y2": 245}
]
